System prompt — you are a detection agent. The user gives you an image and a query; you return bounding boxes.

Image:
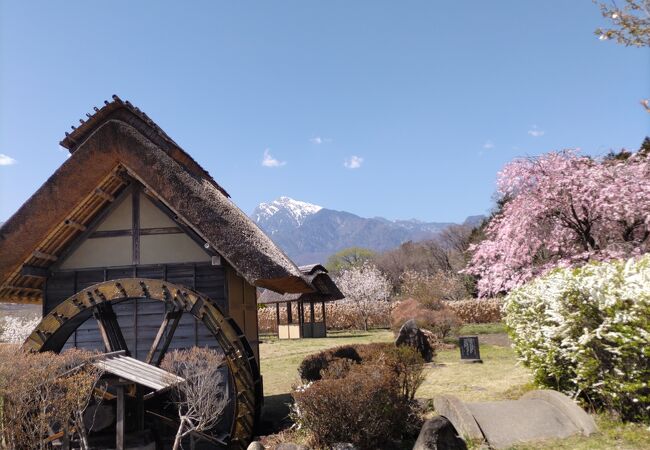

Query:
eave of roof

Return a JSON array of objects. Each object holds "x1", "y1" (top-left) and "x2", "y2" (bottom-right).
[{"x1": 258, "y1": 264, "x2": 344, "y2": 304}]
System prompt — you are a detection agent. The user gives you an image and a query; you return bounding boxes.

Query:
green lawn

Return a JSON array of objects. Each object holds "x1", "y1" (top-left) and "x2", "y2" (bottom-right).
[
  {"x1": 259, "y1": 329, "x2": 650, "y2": 449},
  {"x1": 260, "y1": 330, "x2": 393, "y2": 395}
]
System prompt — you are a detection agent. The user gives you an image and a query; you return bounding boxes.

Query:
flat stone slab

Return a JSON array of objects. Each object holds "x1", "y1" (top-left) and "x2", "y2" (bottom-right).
[
  {"x1": 467, "y1": 400, "x2": 579, "y2": 448},
  {"x1": 434, "y1": 390, "x2": 597, "y2": 449}
]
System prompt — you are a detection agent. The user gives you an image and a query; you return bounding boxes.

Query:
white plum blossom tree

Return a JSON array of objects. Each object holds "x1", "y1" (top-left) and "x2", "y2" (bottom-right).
[
  {"x1": 336, "y1": 263, "x2": 392, "y2": 331},
  {"x1": 0, "y1": 316, "x2": 41, "y2": 343}
]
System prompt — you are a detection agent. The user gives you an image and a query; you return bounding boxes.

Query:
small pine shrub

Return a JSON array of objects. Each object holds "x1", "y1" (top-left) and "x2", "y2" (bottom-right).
[{"x1": 504, "y1": 256, "x2": 650, "y2": 423}]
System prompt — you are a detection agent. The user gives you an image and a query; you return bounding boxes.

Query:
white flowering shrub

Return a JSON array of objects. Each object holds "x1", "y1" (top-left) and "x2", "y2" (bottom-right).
[
  {"x1": 504, "y1": 255, "x2": 650, "y2": 422},
  {"x1": 336, "y1": 263, "x2": 392, "y2": 331},
  {"x1": 0, "y1": 316, "x2": 41, "y2": 343}
]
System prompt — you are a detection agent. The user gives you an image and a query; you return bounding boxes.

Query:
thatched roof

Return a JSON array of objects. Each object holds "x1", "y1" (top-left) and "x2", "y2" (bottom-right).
[
  {"x1": 258, "y1": 265, "x2": 344, "y2": 304},
  {"x1": 0, "y1": 96, "x2": 313, "y2": 303}
]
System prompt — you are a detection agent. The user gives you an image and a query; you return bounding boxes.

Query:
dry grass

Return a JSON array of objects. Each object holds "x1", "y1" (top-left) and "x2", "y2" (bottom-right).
[
  {"x1": 503, "y1": 415, "x2": 650, "y2": 450},
  {"x1": 260, "y1": 330, "x2": 393, "y2": 395},
  {"x1": 260, "y1": 328, "x2": 530, "y2": 401},
  {"x1": 259, "y1": 328, "x2": 650, "y2": 449},
  {"x1": 417, "y1": 344, "x2": 532, "y2": 402}
]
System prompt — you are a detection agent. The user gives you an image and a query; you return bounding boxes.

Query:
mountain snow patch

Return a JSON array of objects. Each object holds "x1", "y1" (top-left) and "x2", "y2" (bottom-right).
[{"x1": 254, "y1": 196, "x2": 323, "y2": 226}]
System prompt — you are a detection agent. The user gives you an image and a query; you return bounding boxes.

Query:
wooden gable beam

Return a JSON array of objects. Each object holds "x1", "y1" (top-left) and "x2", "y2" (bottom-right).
[
  {"x1": 21, "y1": 265, "x2": 50, "y2": 278},
  {"x1": 64, "y1": 219, "x2": 87, "y2": 232},
  {"x1": 94, "y1": 188, "x2": 115, "y2": 202},
  {"x1": 33, "y1": 251, "x2": 58, "y2": 262},
  {"x1": 139, "y1": 187, "x2": 217, "y2": 257},
  {"x1": 52, "y1": 184, "x2": 133, "y2": 270}
]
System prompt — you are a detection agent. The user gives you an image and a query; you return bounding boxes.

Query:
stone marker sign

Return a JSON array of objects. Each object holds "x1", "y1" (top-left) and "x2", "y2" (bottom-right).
[{"x1": 459, "y1": 336, "x2": 482, "y2": 363}]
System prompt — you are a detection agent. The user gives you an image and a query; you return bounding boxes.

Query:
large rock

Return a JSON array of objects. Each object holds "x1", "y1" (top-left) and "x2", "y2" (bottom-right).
[
  {"x1": 434, "y1": 391, "x2": 598, "y2": 449},
  {"x1": 247, "y1": 442, "x2": 265, "y2": 450},
  {"x1": 275, "y1": 444, "x2": 310, "y2": 450},
  {"x1": 413, "y1": 416, "x2": 468, "y2": 450},
  {"x1": 396, "y1": 319, "x2": 434, "y2": 362}
]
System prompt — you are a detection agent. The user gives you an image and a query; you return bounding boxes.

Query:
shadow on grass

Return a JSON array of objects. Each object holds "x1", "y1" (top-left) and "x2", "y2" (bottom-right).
[
  {"x1": 259, "y1": 393, "x2": 294, "y2": 435},
  {"x1": 324, "y1": 333, "x2": 373, "y2": 339}
]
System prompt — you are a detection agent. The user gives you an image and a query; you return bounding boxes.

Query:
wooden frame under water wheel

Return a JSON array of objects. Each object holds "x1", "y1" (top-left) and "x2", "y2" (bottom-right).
[{"x1": 24, "y1": 278, "x2": 261, "y2": 450}]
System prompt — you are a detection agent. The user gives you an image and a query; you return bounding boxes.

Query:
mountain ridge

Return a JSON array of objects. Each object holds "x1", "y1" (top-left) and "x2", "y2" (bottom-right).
[{"x1": 251, "y1": 197, "x2": 483, "y2": 265}]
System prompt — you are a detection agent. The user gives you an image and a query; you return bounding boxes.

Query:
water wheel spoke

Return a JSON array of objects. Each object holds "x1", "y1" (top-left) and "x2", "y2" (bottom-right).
[
  {"x1": 28, "y1": 278, "x2": 260, "y2": 447},
  {"x1": 93, "y1": 302, "x2": 130, "y2": 355},
  {"x1": 145, "y1": 309, "x2": 183, "y2": 366}
]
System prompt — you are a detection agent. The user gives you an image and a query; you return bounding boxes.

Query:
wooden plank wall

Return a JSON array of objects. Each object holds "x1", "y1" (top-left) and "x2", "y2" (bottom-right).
[
  {"x1": 47, "y1": 262, "x2": 234, "y2": 361},
  {"x1": 226, "y1": 268, "x2": 260, "y2": 361}
]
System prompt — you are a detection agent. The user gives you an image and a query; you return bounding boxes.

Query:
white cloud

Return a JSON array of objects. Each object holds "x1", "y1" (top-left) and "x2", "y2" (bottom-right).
[
  {"x1": 528, "y1": 125, "x2": 545, "y2": 137},
  {"x1": 344, "y1": 155, "x2": 363, "y2": 169},
  {"x1": 483, "y1": 140, "x2": 495, "y2": 150},
  {"x1": 262, "y1": 148, "x2": 286, "y2": 168},
  {"x1": 0, "y1": 154, "x2": 16, "y2": 166},
  {"x1": 309, "y1": 136, "x2": 332, "y2": 145}
]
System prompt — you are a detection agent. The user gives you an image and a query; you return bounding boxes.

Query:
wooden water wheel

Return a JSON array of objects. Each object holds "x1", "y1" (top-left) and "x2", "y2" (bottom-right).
[{"x1": 24, "y1": 278, "x2": 261, "y2": 450}]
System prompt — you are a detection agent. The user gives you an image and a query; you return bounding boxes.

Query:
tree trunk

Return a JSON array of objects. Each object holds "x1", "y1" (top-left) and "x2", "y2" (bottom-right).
[
  {"x1": 76, "y1": 410, "x2": 89, "y2": 450},
  {"x1": 172, "y1": 416, "x2": 187, "y2": 450}
]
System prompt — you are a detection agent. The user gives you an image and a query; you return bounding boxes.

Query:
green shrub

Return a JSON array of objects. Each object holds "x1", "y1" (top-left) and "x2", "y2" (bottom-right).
[
  {"x1": 391, "y1": 298, "x2": 461, "y2": 340},
  {"x1": 298, "y1": 342, "x2": 426, "y2": 397},
  {"x1": 381, "y1": 345, "x2": 426, "y2": 401},
  {"x1": 318, "y1": 343, "x2": 426, "y2": 401},
  {"x1": 294, "y1": 343, "x2": 425, "y2": 448},
  {"x1": 298, "y1": 345, "x2": 361, "y2": 382},
  {"x1": 293, "y1": 364, "x2": 418, "y2": 449},
  {"x1": 504, "y1": 256, "x2": 650, "y2": 422}
]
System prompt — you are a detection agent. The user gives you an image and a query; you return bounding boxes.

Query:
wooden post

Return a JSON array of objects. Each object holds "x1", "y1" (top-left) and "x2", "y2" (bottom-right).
[
  {"x1": 132, "y1": 183, "x2": 140, "y2": 265},
  {"x1": 310, "y1": 301, "x2": 315, "y2": 337},
  {"x1": 275, "y1": 302, "x2": 280, "y2": 335},
  {"x1": 61, "y1": 428, "x2": 70, "y2": 450},
  {"x1": 299, "y1": 301, "x2": 304, "y2": 338},
  {"x1": 116, "y1": 385, "x2": 125, "y2": 450},
  {"x1": 322, "y1": 301, "x2": 327, "y2": 336},
  {"x1": 136, "y1": 385, "x2": 145, "y2": 431},
  {"x1": 286, "y1": 301, "x2": 292, "y2": 324}
]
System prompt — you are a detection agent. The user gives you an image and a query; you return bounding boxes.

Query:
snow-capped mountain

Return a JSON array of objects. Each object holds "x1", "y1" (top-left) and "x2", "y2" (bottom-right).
[
  {"x1": 251, "y1": 197, "x2": 483, "y2": 264},
  {"x1": 253, "y1": 197, "x2": 322, "y2": 234}
]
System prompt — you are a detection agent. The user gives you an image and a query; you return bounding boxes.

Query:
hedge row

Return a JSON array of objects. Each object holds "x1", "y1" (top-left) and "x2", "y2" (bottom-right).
[
  {"x1": 446, "y1": 298, "x2": 503, "y2": 323},
  {"x1": 258, "y1": 298, "x2": 502, "y2": 333}
]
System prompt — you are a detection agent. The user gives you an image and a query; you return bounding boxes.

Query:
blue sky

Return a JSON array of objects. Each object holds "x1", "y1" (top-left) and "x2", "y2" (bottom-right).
[{"x1": 1, "y1": 1, "x2": 648, "y2": 223}]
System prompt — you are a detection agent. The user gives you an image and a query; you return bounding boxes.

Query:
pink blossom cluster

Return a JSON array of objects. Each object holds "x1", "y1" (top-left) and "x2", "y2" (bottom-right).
[{"x1": 466, "y1": 150, "x2": 650, "y2": 297}]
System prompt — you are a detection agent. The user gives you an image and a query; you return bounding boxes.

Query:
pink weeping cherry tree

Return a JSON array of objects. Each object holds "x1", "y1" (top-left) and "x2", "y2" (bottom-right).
[{"x1": 466, "y1": 147, "x2": 650, "y2": 297}]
